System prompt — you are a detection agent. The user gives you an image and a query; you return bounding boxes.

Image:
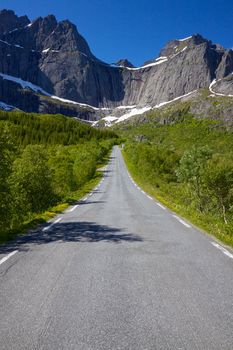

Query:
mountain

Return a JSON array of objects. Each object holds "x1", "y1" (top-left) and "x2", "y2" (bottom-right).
[{"x1": 0, "y1": 9, "x2": 233, "y2": 122}]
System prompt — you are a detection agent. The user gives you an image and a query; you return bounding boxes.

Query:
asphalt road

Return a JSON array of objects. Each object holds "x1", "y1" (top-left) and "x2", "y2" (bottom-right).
[{"x1": 0, "y1": 146, "x2": 233, "y2": 350}]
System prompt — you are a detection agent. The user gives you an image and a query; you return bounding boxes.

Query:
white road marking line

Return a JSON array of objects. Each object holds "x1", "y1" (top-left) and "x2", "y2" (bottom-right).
[
  {"x1": 147, "y1": 195, "x2": 153, "y2": 200},
  {"x1": 43, "y1": 218, "x2": 61, "y2": 231},
  {"x1": 127, "y1": 171, "x2": 167, "y2": 209},
  {"x1": 211, "y1": 242, "x2": 233, "y2": 259},
  {"x1": 83, "y1": 197, "x2": 88, "y2": 201},
  {"x1": 172, "y1": 215, "x2": 191, "y2": 228},
  {"x1": 68, "y1": 204, "x2": 79, "y2": 213},
  {"x1": 156, "y1": 202, "x2": 166, "y2": 210},
  {"x1": 0, "y1": 250, "x2": 18, "y2": 266}
]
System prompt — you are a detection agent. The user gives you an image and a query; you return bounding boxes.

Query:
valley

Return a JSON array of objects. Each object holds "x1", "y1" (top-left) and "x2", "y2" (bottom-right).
[
  {"x1": 0, "y1": 9, "x2": 233, "y2": 126},
  {"x1": 0, "y1": 146, "x2": 233, "y2": 350},
  {"x1": 0, "y1": 7, "x2": 233, "y2": 350}
]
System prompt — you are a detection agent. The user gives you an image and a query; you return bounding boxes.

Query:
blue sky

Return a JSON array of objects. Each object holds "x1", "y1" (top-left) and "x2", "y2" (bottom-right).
[{"x1": 1, "y1": 0, "x2": 233, "y2": 66}]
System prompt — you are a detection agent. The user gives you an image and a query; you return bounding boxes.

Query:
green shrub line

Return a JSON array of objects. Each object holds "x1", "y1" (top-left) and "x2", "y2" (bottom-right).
[
  {"x1": 0, "y1": 110, "x2": 117, "y2": 244},
  {"x1": 1, "y1": 166, "x2": 106, "y2": 245},
  {"x1": 122, "y1": 150, "x2": 233, "y2": 249},
  {"x1": 118, "y1": 113, "x2": 233, "y2": 249}
]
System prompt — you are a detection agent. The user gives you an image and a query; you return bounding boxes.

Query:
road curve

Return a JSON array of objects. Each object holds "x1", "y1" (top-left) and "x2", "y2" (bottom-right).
[{"x1": 0, "y1": 146, "x2": 233, "y2": 350}]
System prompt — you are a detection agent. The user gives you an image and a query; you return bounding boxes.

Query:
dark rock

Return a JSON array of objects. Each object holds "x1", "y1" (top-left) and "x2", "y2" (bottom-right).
[
  {"x1": 0, "y1": 11, "x2": 233, "y2": 120},
  {"x1": 0, "y1": 76, "x2": 97, "y2": 120},
  {"x1": 212, "y1": 74, "x2": 233, "y2": 95},
  {"x1": 116, "y1": 59, "x2": 134, "y2": 68},
  {"x1": 0, "y1": 9, "x2": 29, "y2": 36}
]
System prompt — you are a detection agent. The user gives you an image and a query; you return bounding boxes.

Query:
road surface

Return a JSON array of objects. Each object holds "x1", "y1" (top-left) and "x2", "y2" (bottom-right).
[{"x1": 0, "y1": 146, "x2": 233, "y2": 350}]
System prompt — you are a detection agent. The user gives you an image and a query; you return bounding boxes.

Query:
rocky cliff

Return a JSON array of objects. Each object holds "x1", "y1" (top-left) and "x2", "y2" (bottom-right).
[{"x1": 0, "y1": 9, "x2": 233, "y2": 119}]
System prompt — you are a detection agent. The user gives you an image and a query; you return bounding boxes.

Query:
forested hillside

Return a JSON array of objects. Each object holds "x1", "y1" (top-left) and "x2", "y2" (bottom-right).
[
  {"x1": 119, "y1": 115, "x2": 233, "y2": 246},
  {"x1": 0, "y1": 111, "x2": 118, "y2": 242}
]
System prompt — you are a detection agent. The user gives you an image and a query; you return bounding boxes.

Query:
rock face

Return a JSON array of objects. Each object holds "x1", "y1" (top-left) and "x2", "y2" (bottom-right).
[
  {"x1": 0, "y1": 9, "x2": 233, "y2": 118},
  {"x1": 116, "y1": 59, "x2": 135, "y2": 68},
  {"x1": 0, "y1": 9, "x2": 29, "y2": 36}
]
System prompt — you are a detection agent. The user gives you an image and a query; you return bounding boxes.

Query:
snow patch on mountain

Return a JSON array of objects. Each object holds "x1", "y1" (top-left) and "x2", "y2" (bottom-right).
[
  {"x1": 103, "y1": 90, "x2": 198, "y2": 126},
  {"x1": 120, "y1": 58, "x2": 168, "y2": 71},
  {"x1": 96, "y1": 116, "x2": 118, "y2": 127},
  {"x1": 116, "y1": 106, "x2": 152, "y2": 123},
  {"x1": 0, "y1": 72, "x2": 111, "y2": 111},
  {"x1": 209, "y1": 78, "x2": 233, "y2": 97},
  {"x1": 0, "y1": 73, "x2": 50, "y2": 95},
  {"x1": 0, "y1": 101, "x2": 16, "y2": 111},
  {"x1": 116, "y1": 105, "x2": 137, "y2": 109},
  {"x1": 0, "y1": 39, "x2": 11, "y2": 46},
  {"x1": 120, "y1": 45, "x2": 188, "y2": 72},
  {"x1": 178, "y1": 36, "x2": 192, "y2": 42},
  {"x1": 153, "y1": 90, "x2": 197, "y2": 108}
]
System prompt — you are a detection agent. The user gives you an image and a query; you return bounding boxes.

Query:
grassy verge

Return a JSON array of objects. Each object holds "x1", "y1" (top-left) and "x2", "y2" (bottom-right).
[
  {"x1": 122, "y1": 150, "x2": 233, "y2": 249},
  {"x1": 1, "y1": 155, "x2": 110, "y2": 245}
]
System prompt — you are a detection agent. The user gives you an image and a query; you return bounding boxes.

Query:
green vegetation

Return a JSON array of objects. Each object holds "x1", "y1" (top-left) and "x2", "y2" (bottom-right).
[
  {"x1": 0, "y1": 110, "x2": 116, "y2": 145},
  {"x1": 120, "y1": 114, "x2": 233, "y2": 247},
  {"x1": 0, "y1": 110, "x2": 117, "y2": 243}
]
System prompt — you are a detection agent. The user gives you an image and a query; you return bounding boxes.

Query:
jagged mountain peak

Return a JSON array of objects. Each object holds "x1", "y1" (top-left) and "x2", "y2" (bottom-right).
[
  {"x1": 50, "y1": 19, "x2": 93, "y2": 55},
  {"x1": 116, "y1": 59, "x2": 135, "y2": 68},
  {"x1": 159, "y1": 34, "x2": 210, "y2": 58},
  {"x1": 0, "y1": 9, "x2": 233, "y2": 119},
  {"x1": 31, "y1": 14, "x2": 57, "y2": 29},
  {"x1": 0, "y1": 11, "x2": 93, "y2": 56},
  {"x1": 0, "y1": 9, "x2": 30, "y2": 35}
]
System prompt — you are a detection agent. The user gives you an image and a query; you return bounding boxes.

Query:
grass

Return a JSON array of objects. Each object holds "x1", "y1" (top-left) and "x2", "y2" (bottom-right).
[
  {"x1": 0, "y1": 155, "x2": 110, "y2": 245},
  {"x1": 122, "y1": 150, "x2": 233, "y2": 249},
  {"x1": 117, "y1": 90, "x2": 233, "y2": 249}
]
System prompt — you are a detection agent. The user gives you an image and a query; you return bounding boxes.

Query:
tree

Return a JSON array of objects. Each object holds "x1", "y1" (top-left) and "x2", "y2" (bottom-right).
[
  {"x1": 0, "y1": 124, "x2": 15, "y2": 234},
  {"x1": 204, "y1": 156, "x2": 233, "y2": 224},
  {"x1": 48, "y1": 147, "x2": 76, "y2": 198},
  {"x1": 176, "y1": 146, "x2": 212, "y2": 211},
  {"x1": 73, "y1": 150, "x2": 96, "y2": 187},
  {"x1": 10, "y1": 145, "x2": 53, "y2": 217}
]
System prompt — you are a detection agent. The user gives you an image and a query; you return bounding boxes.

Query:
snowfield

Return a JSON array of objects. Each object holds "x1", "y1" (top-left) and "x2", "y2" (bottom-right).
[
  {"x1": 2, "y1": 69, "x2": 233, "y2": 128},
  {"x1": 116, "y1": 106, "x2": 152, "y2": 123},
  {"x1": 0, "y1": 73, "x2": 50, "y2": 95},
  {"x1": 178, "y1": 36, "x2": 192, "y2": 42},
  {"x1": 0, "y1": 101, "x2": 16, "y2": 111},
  {"x1": 0, "y1": 72, "x2": 111, "y2": 111},
  {"x1": 209, "y1": 78, "x2": 233, "y2": 97},
  {"x1": 0, "y1": 71, "x2": 198, "y2": 126}
]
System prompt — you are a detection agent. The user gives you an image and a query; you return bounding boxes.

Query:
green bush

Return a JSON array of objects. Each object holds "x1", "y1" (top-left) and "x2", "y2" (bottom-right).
[
  {"x1": 0, "y1": 111, "x2": 117, "y2": 242},
  {"x1": 122, "y1": 116, "x2": 233, "y2": 245}
]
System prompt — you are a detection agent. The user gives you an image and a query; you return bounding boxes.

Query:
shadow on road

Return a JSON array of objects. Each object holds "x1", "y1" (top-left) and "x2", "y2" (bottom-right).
[
  {"x1": 0, "y1": 222, "x2": 143, "y2": 253},
  {"x1": 77, "y1": 200, "x2": 105, "y2": 205},
  {"x1": 38, "y1": 222, "x2": 143, "y2": 244}
]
